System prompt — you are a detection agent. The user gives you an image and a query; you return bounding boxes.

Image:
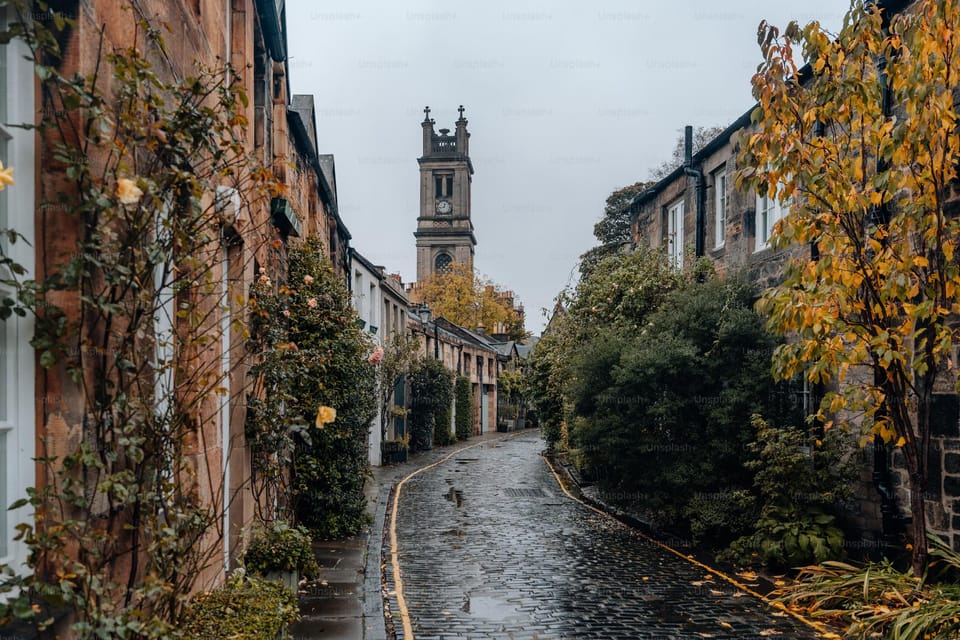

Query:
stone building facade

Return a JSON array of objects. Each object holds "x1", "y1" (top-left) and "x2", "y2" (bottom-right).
[
  {"x1": 0, "y1": 0, "x2": 354, "y2": 622},
  {"x1": 348, "y1": 248, "x2": 411, "y2": 466},
  {"x1": 629, "y1": 0, "x2": 960, "y2": 550},
  {"x1": 409, "y1": 311, "x2": 500, "y2": 438},
  {"x1": 629, "y1": 118, "x2": 889, "y2": 544}
]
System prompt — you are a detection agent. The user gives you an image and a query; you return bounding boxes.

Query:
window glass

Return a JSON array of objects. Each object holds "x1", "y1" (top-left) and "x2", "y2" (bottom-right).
[
  {"x1": 667, "y1": 200, "x2": 684, "y2": 269},
  {"x1": 714, "y1": 171, "x2": 726, "y2": 247},
  {"x1": 0, "y1": 289, "x2": 8, "y2": 560},
  {"x1": 0, "y1": 29, "x2": 9, "y2": 245},
  {"x1": 434, "y1": 252, "x2": 452, "y2": 273},
  {"x1": 0, "y1": 429, "x2": 6, "y2": 558}
]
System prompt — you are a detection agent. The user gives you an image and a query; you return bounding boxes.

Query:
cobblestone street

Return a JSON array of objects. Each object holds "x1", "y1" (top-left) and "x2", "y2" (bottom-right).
[{"x1": 386, "y1": 432, "x2": 821, "y2": 640}]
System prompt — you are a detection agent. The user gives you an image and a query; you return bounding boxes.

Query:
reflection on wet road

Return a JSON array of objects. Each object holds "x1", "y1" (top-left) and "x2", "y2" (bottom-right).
[{"x1": 387, "y1": 432, "x2": 819, "y2": 639}]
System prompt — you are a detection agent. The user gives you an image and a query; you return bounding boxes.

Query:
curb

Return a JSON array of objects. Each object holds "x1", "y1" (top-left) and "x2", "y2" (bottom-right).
[{"x1": 541, "y1": 453, "x2": 840, "y2": 640}]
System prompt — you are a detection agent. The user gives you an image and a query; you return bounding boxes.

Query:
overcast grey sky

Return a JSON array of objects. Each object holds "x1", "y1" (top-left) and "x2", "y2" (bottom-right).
[{"x1": 285, "y1": 1, "x2": 847, "y2": 335}]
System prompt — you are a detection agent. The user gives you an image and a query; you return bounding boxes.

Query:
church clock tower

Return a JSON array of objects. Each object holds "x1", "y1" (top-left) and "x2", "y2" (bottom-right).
[{"x1": 414, "y1": 105, "x2": 476, "y2": 282}]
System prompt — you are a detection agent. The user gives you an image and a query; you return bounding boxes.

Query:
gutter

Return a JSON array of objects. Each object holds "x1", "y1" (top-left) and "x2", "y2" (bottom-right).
[{"x1": 254, "y1": 0, "x2": 286, "y2": 62}]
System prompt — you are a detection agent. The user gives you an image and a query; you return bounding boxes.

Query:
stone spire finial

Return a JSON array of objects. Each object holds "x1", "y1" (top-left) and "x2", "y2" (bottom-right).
[
  {"x1": 457, "y1": 105, "x2": 466, "y2": 121},
  {"x1": 423, "y1": 105, "x2": 432, "y2": 123}
]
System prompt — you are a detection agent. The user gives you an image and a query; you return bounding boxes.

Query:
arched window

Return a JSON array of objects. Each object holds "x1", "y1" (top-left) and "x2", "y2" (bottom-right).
[{"x1": 434, "y1": 252, "x2": 453, "y2": 273}]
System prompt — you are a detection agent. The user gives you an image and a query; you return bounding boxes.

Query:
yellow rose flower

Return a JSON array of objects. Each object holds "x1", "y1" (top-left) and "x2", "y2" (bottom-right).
[
  {"x1": 0, "y1": 160, "x2": 14, "y2": 191},
  {"x1": 116, "y1": 177, "x2": 143, "y2": 205},
  {"x1": 315, "y1": 405, "x2": 337, "y2": 428}
]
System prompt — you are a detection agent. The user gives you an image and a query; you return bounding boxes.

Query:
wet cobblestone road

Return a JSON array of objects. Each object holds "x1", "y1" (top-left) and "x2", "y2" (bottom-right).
[{"x1": 387, "y1": 431, "x2": 821, "y2": 640}]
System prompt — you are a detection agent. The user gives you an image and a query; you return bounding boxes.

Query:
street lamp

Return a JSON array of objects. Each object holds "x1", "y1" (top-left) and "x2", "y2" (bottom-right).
[
  {"x1": 415, "y1": 304, "x2": 439, "y2": 360},
  {"x1": 415, "y1": 303, "x2": 432, "y2": 324}
]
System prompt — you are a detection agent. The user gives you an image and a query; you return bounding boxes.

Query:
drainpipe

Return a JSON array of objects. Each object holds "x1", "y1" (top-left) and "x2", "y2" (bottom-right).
[
  {"x1": 682, "y1": 125, "x2": 705, "y2": 259},
  {"x1": 222, "y1": 0, "x2": 232, "y2": 577}
]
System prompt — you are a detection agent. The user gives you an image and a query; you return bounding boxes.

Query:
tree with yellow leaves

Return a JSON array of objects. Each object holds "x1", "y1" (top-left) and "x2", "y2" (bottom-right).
[
  {"x1": 740, "y1": 0, "x2": 960, "y2": 573},
  {"x1": 413, "y1": 261, "x2": 525, "y2": 339}
]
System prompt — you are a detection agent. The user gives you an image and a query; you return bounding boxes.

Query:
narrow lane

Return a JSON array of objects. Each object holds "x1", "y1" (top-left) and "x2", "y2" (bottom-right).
[{"x1": 387, "y1": 431, "x2": 821, "y2": 640}]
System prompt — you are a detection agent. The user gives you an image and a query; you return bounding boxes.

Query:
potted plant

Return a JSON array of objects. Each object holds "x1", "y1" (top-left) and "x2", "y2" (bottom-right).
[{"x1": 242, "y1": 520, "x2": 320, "y2": 590}]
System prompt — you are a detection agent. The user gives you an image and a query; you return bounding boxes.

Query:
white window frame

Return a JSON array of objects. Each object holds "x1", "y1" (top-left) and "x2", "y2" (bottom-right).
[
  {"x1": 755, "y1": 190, "x2": 790, "y2": 251},
  {"x1": 714, "y1": 169, "x2": 726, "y2": 248},
  {"x1": 215, "y1": 187, "x2": 238, "y2": 575},
  {"x1": 0, "y1": 7, "x2": 36, "y2": 578},
  {"x1": 666, "y1": 199, "x2": 684, "y2": 269}
]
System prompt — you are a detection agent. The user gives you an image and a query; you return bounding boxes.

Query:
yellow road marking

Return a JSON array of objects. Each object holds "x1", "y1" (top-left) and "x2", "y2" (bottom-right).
[
  {"x1": 541, "y1": 454, "x2": 840, "y2": 640},
  {"x1": 388, "y1": 432, "x2": 523, "y2": 640}
]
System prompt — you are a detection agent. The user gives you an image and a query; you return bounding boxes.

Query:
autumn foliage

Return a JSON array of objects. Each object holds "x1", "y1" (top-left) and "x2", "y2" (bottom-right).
[
  {"x1": 412, "y1": 261, "x2": 524, "y2": 338},
  {"x1": 740, "y1": 0, "x2": 960, "y2": 572}
]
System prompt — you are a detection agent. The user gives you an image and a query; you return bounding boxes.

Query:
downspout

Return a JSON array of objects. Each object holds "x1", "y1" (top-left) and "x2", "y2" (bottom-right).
[
  {"x1": 682, "y1": 125, "x2": 705, "y2": 259},
  {"x1": 222, "y1": 0, "x2": 232, "y2": 577}
]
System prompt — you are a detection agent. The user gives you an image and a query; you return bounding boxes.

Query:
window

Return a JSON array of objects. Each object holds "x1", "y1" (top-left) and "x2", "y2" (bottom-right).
[
  {"x1": 353, "y1": 272, "x2": 363, "y2": 311},
  {"x1": 755, "y1": 190, "x2": 790, "y2": 251},
  {"x1": 369, "y1": 282, "x2": 376, "y2": 326},
  {"x1": 434, "y1": 252, "x2": 453, "y2": 273},
  {"x1": 1, "y1": 8, "x2": 35, "y2": 573},
  {"x1": 666, "y1": 199, "x2": 684, "y2": 269},
  {"x1": 0, "y1": 295, "x2": 9, "y2": 560},
  {"x1": 713, "y1": 169, "x2": 726, "y2": 248},
  {"x1": 434, "y1": 172, "x2": 453, "y2": 198}
]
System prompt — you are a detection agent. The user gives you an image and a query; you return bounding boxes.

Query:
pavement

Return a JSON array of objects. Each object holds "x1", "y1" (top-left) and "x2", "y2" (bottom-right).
[{"x1": 289, "y1": 429, "x2": 517, "y2": 640}]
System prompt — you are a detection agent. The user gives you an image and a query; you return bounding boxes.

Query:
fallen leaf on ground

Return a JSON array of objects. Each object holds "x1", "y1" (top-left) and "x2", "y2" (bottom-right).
[
  {"x1": 718, "y1": 621, "x2": 733, "y2": 629},
  {"x1": 710, "y1": 589, "x2": 724, "y2": 596},
  {"x1": 758, "y1": 630, "x2": 780, "y2": 636},
  {"x1": 731, "y1": 590, "x2": 745, "y2": 598},
  {"x1": 737, "y1": 570, "x2": 758, "y2": 581}
]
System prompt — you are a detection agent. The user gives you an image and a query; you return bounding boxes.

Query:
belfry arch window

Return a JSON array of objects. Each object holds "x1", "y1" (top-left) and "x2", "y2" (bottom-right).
[{"x1": 435, "y1": 252, "x2": 453, "y2": 273}]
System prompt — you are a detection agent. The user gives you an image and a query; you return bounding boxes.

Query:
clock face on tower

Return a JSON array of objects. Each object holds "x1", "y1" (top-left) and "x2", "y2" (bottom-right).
[{"x1": 435, "y1": 199, "x2": 453, "y2": 215}]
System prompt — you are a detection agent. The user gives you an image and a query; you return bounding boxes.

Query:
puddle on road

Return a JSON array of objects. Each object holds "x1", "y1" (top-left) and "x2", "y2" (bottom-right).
[{"x1": 462, "y1": 595, "x2": 521, "y2": 621}]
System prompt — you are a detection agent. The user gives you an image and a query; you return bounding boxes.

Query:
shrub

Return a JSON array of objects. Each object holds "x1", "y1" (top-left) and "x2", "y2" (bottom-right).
[
  {"x1": 722, "y1": 415, "x2": 854, "y2": 568},
  {"x1": 454, "y1": 376, "x2": 473, "y2": 440},
  {"x1": 182, "y1": 572, "x2": 298, "y2": 640},
  {"x1": 408, "y1": 358, "x2": 454, "y2": 452},
  {"x1": 242, "y1": 520, "x2": 320, "y2": 581},
  {"x1": 684, "y1": 490, "x2": 758, "y2": 548},
  {"x1": 285, "y1": 237, "x2": 377, "y2": 538},
  {"x1": 568, "y1": 277, "x2": 788, "y2": 544}
]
